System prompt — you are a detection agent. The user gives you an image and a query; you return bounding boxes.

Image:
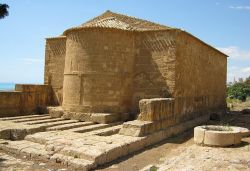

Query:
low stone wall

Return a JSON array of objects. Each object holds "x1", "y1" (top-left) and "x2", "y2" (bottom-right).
[
  {"x1": 119, "y1": 98, "x2": 176, "y2": 136},
  {"x1": 0, "y1": 84, "x2": 52, "y2": 117},
  {"x1": 138, "y1": 98, "x2": 175, "y2": 121},
  {"x1": 0, "y1": 92, "x2": 22, "y2": 116},
  {"x1": 119, "y1": 98, "x2": 216, "y2": 137}
]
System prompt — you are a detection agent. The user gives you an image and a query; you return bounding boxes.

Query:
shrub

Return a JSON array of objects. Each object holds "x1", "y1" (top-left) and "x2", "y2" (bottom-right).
[{"x1": 227, "y1": 82, "x2": 250, "y2": 101}]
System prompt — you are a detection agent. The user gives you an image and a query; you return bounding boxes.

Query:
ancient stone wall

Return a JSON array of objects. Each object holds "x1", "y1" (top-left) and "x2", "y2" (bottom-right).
[
  {"x1": 0, "y1": 84, "x2": 51, "y2": 117},
  {"x1": 44, "y1": 36, "x2": 66, "y2": 105},
  {"x1": 131, "y1": 31, "x2": 176, "y2": 113},
  {"x1": 45, "y1": 27, "x2": 226, "y2": 121},
  {"x1": 174, "y1": 31, "x2": 227, "y2": 123},
  {"x1": 138, "y1": 98, "x2": 175, "y2": 122},
  {"x1": 119, "y1": 98, "x2": 176, "y2": 137},
  {"x1": 0, "y1": 91, "x2": 21, "y2": 116},
  {"x1": 63, "y1": 28, "x2": 135, "y2": 113}
]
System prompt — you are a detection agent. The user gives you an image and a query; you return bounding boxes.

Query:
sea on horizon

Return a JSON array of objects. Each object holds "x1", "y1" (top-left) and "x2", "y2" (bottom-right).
[{"x1": 0, "y1": 83, "x2": 15, "y2": 91}]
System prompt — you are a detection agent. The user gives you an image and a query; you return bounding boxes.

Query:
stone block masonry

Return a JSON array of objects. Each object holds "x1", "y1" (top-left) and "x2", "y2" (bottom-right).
[
  {"x1": 44, "y1": 36, "x2": 66, "y2": 105},
  {"x1": 0, "y1": 111, "x2": 209, "y2": 171},
  {"x1": 55, "y1": 11, "x2": 227, "y2": 118},
  {"x1": 0, "y1": 84, "x2": 52, "y2": 117},
  {"x1": 138, "y1": 98, "x2": 174, "y2": 121},
  {"x1": 62, "y1": 28, "x2": 135, "y2": 114},
  {"x1": 119, "y1": 98, "x2": 176, "y2": 137}
]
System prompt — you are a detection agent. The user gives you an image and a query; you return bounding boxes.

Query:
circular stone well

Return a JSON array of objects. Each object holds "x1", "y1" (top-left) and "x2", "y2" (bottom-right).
[{"x1": 194, "y1": 125, "x2": 245, "y2": 147}]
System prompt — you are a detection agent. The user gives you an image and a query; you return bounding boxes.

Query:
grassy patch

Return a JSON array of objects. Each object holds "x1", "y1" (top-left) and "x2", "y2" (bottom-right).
[{"x1": 150, "y1": 165, "x2": 158, "y2": 171}]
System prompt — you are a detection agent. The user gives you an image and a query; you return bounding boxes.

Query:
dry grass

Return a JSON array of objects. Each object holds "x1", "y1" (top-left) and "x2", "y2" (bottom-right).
[{"x1": 227, "y1": 99, "x2": 250, "y2": 111}]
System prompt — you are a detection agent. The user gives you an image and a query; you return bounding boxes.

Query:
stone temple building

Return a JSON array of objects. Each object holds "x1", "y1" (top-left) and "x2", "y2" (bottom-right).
[
  {"x1": 44, "y1": 10, "x2": 227, "y2": 122},
  {"x1": 0, "y1": 11, "x2": 228, "y2": 170}
]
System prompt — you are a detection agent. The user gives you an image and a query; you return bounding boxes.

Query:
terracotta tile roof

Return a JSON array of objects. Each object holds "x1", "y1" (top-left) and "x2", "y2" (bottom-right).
[
  {"x1": 82, "y1": 10, "x2": 172, "y2": 31},
  {"x1": 82, "y1": 17, "x2": 134, "y2": 30},
  {"x1": 61, "y1": 10, "x2": 227, "y2": 57},
  {"x1": 64, "y1": 10, "x2": 174, "y2": 34}
]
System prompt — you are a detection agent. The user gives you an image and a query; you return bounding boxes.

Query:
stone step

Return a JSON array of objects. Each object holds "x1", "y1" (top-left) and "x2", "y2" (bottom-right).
[
  {"x1": 67, "y1": 124, "x2": 104, "y2": 133},
  {"x1": 14, "y1": 116, "x2": 52, "y2": 123},
  {"x1": 47, "y1": 106, "x2": 64, "y2": 118},
  {"x1": 1, "y1": 135, "x2": 125, "y2": 170},
  {"x1": 68, "y1": 122, "x2": 121, "y2": 133},
  {"x1": 25, "y1": 132, "x2": 58, "y2": 144},
  {"x1": 0, "y1": 140, "x2": 50, "y2": 160},
  {"x1": 46, "y1": 122, "x2": 95, "y2": 131},
  {"x1": 23, "y1": 118, "x2": 65, "y2": 125},
  {"x1": 0, "y1": 114, "x2": 211, "y2": 171},
  {"x1": 58, "y1": 141, "x2": 125, "y2": 166},
  {"x1": 35, "y1": 120, "x2": 79, "y2": 130},
  {"x1": 93, "y1": 125, "x2": 122, "y2": 136},
  {"x1": 0, "y1": 140, "x2": 30, "y2": 154},
  {"x1": 0, "y1": 114, "x2": 49, "y2": 121},
  {"x1": 25, "y1": 121, "x2": 81, "y2": 145},
  {"x1": 59, "y1": 146, "x2": 99, "y2": 163},
  {"x1": 51, "y1": 153, "x2": 95, "y2": 171},
  {"x1": 62, "y1": 112, "x2": 130, "y2": 124}
]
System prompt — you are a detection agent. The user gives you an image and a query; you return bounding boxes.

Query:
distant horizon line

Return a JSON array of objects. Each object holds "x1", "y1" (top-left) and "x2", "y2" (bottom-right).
[{"x1": 0, "y1": 82, "x2": 43, "y2": 84}]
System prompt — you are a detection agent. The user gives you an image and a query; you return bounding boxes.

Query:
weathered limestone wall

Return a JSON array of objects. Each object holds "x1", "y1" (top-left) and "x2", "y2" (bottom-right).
[
  {"x1": 0, "y1": 92, "x2": 21, "y2": 116},
  {"x1": 63, "y1": 28, "x2": 135, "y2": 113},
  {"x1": 138, "y1": 98, "x2": 175, "y2": 122},
  {"x1": 174, "y1": 31, "x2": 227, "y2": 123},
  {"x1": 0, "y1": 84, "x2": 51, "y2": 117},
  {"x1": 131, "y1": 31, "x2": 176, "y2": 113},
  {"x1": 119, "y1": 98, "x2": 176, "y2": 137},
  {"x1": 15, "y1": 84, "x2": 52, "y2": 114},
  {"x1": 44, "y1": 36, "x2": 66, "y2": 105}
]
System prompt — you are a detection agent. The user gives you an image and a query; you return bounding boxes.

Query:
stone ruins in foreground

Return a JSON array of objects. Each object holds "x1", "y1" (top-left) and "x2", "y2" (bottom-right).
[{"x1": 0, "y1": 11, "x2": 227, "y2": 170}]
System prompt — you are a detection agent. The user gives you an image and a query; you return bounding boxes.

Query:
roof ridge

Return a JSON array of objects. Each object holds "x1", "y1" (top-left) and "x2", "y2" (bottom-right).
[
  {"x1": 80, "y1": 10, "x2": 172, "y2": 31},
  {"x1": 63, "y1": 10, "x2": 174, "y2": 35},
  {"x1": 84, "y1": 16, "x2": 134, "y2": 30},
  {"x1": 103, "y1": 10, "x2": 170, "y2": 29}
]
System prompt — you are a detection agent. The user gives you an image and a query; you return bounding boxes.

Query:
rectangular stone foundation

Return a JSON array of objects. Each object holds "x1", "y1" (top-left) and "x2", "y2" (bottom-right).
[
  {"x1": 118, "y1": 97, "x2": 225, "y2": 138},
  {"x1": 138, "y1": 114, "x2": 210, "y2": 148},
  {"x1": 0, "y1": 113, "x2": 209, "y2": 171},
  {"x1": 120, "y1": 98, "x2": 177, "y2": 137},
  {"x1": 47, "y1": 106, "x2": 130, "y2": 124},
  {"x1": 63, "y1": 112, "x2": 130, "y2": 123},
  {"x1": 0, "y1": 84, "x2": 51, "y2": 117},
  {"x1": 119, "y1": 117, "x2": 176, "y2": 137},
  {"x1": 138, "y1": 98, "x2": 175, "y2": 121}
]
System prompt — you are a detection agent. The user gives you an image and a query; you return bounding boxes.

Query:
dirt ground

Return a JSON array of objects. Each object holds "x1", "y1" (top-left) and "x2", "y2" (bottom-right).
[
  {"x1": 0, "y1": 105, "x2": 249, "y2": 171},
  {"x1": 0, "y1": 150, "x2": 69, "y2": 171},
  {"x1": 97, "y1": 111, "x2": 250, "y2": 171}
]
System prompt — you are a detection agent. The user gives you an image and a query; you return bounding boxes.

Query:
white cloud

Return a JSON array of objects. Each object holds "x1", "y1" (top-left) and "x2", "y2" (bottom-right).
[
  {"x1": 218, "y1": 46, "x2": 250, "y2": 82},
  {"x1": 216, "y1": 46, "x2": 250, "y2": 60},
  {"x1": 229, "y1": 6, "x2": 250, "y2": 10},
  {"x1": 227, "y1": 66, "x2": 250, "y2": 82},
  {"x1": 242, "y1": 67, "x2": 250, "y2": 73}
]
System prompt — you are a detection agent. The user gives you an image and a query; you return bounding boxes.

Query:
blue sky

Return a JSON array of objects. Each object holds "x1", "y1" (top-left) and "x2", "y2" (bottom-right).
[{"x1": 0, "y1": 0, "x2": 250, "y2": 83}]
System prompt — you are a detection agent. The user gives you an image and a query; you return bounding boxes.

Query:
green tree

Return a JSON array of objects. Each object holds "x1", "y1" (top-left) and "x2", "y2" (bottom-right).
[
  {"x1": 0, "y1": 3, "x2": 9, "y2": 19},
  {"x1": 227, "y1": 82, "x2": 250, "y2": 101},
  {"x1": 245, "y1": 76, "x2": 250, "y2": 86}
]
